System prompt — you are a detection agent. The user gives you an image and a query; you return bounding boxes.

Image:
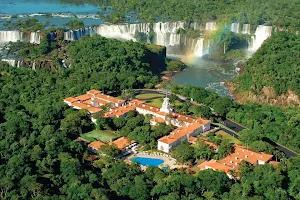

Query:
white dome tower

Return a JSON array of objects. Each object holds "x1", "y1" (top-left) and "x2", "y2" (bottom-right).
[{"x1": 160, "y1": 97, "x2": 171, "y2": 114}]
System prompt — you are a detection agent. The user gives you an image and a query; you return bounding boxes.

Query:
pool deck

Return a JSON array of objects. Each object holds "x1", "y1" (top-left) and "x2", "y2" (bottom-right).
[{"x1": 126, "y1": 152, "x2": 187, "y2": 169}]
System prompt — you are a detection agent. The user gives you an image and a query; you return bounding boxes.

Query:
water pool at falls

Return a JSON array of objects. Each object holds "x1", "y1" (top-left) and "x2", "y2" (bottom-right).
[
  {"x1": 0, "y1": 0, "x2": 273, "y2": 98},
  {"x1": 171, "y1": 57, "x2": 238, "y2": 98}
]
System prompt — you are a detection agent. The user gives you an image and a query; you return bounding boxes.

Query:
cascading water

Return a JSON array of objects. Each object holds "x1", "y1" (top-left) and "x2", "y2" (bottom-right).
[
  {"x1": 0, "y1": 31, "x2": 23, "y2": 44},
  {"x1": 190, "y1": 22, "x2": 204, "y2": 30},
  {"x1": 152, "y1": 21, "x2": 184, "y2": 46},
  {"x1": 1, "y1": 58, "x2": 16, "y2": 66},
  {"x1": 249, "y1": 25, "x2": 272, "y2": 51},
  {"x1": 205, "y1": 22, "x2": 217, "y2": 31},
  {"x1": 30, "y1": 31, "x2": 41, "y2": 44},
  {"x1": 231, "y1": 23, "x2": 239, "y2": 33},
  {"x1": 194, "y1": 38, "x2": 205, "y2": 57},
  {"x1": 95, "y1": 24, "x2": 136, "y2": 41},
  {"x1": 242, "y1": 24, "x2": 251, "y2": 34},
  {"x1": 17, "y1": 60, "x2": 21, "y2": 68},
  {"x1": 64, "y1": 27, "x2": 95, "y2": 41},
  {"x1": 94, "y1": 22, "x2": 184, "y2": 50},
  {"x1": 32, "y1": 61, "x2": 36, "y2": 70},
  {"x1": 94, "y1": 23, "x2": 150, "y2": 41}
]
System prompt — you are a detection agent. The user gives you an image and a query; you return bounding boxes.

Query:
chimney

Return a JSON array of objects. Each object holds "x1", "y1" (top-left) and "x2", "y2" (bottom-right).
[{"x1": 245, "y1": 155, "x2": 248, "y2": 158}]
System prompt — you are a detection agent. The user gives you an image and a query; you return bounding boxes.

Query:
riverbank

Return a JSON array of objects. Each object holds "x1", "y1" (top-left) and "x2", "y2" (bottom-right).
[
  {"x1": 225, "y1": 81, "x2": 248, "y2": 104},
  {"x1": 160, "y1": 70, "x2": 181, "y2": 81}
]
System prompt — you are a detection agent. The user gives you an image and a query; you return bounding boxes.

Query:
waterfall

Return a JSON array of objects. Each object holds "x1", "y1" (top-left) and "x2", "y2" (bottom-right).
[
  {"x1": 94, "y1": 23, "x2": 150, "y2": 41},
  {"x1": 190, "y1": 22, "x2": 204, "y2": 30},
  {"x1": 242, "y1": 24, "x2": 251, "y2": 34},
  {"x1": 194, "y1": 38, "x2": 204, "y2": 57},
  {"x1": 169, "y1": 34, "x2": 181, "y2": 46},
  {"x1": 94, "y1": 22, "x2": 183, "y2": 46},
  {"x1": 0, "y1": 31, "x2": 23, "y2": 44},
  {"x1": 95, "y1": 24, "x2": 136, "y2": 41},
  {"x1": 205, "y1": 22, "x2": 217, "y2": 31},
  {"x1": 32, "y1": 61, "x2": 36, "y2": 70},
  {"x1": 231, "y1": 23, "x2": 239, "y2": 33},
  {"x1": 1, "y1": 58, "x2": 16, "y2": 66},
  {"x1": 64, "y1": 27, "x2": 95, "y2": 41},
  {"x1": 129, "y1": 23, "x2": 150, "y2": 34},
  {"x1": 64, "y1": 30, "x2": 74, "y2": 41},
  {"x1": 62, "y1": 21, "x2": 216, "y2": 57},
  {"x1": 17, "y1": 60, "x2": 21, "y2": 68},
  {"x1": 30, "y1": 31, "x2": 41, "y2": 44},
  {"x1": 152, "y1": 21, "x2": 184, "y2": 46},
  {"x1": 249, "y1": 25, "x2": 272, "y2": 51}
]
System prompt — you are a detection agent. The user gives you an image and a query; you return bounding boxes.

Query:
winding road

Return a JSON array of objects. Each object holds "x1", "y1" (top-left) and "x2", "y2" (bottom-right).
[
  {"x1": 134, "y1": 89, "x2": 298, "y2": 158},
  {"x1": 221, "y1": 119, "x2": 298, "y2": 158}
]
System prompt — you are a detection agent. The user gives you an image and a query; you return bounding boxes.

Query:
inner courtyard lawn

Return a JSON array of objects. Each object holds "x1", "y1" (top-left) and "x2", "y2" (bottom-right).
[
  {"x1": 80, "y1": 129, "x2": 119, "y2": 142},
  {"x1": 215, "y1": 130, "x2": 241, "y2": 144}
]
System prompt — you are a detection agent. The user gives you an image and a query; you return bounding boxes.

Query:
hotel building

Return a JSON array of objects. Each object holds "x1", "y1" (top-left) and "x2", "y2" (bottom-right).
[
  {"x1": 64, "y1": 89, "x2": 211, "y2": 153},
  {"x1": 198, "y1": 144, "x2": 273, "y2": 178}
]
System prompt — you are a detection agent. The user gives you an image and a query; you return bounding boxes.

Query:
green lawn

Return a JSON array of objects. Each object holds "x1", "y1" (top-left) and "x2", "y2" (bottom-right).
[
  {"x1": 80, "y1": 129, "x2": 119, "y2": 142},
  {"x1": 215, "y1": 130, "x2": 241, "y2": 144},
  {"x1": 135, "y1": 93, "x2": 165, "y2": 100},
  {"x1": 146, "y1": 98, "x2": 163, "y2": 107}
]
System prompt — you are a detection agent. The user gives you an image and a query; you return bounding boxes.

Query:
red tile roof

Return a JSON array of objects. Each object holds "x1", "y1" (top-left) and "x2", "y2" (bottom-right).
[
  {"x1": 76, "y1": 94, "x2": 92, "y2": 101},
  {"x1": 88, "y1": 141, "x2": 106, "y2": 150},
  {"x1": 72, "y1": 102, "x2": 102, "y2": 113},
  {"x1": 136, "y1": 103, "x2": 161, "y2": 113},
  {"x1": 111, "y1": 137, "x2": 136, "y2": 150},
  {"x1": 64, "y1": 97, "x2": 77, "y2": 103},
  {"x1": 219, "y1": 145, "x2": 273, "y2": 168},
  {"x1": 129, "y1": 99, "x2": 145, "y2": 105},
  {"x1": 95, "y1": 93, "x2": 124, "y2": 104},
  {"x1": 198, "y1": 145, "x2": 274, "y2": 176},
  {"x1": 104, "y1": 104, "x2": 136, "y2": 118},
  {"x1": 198, "y1": 160, "x2": 233, "y2": 174},
  {"x1": 87, "y1": 89, "x2": 101, "y2": 95},
  {"x1": 269, "y1": 161, "x2": 280, "y2": 166},
  {"x1": 158, "y1": 122, "x2": 203, "y2": 145}
]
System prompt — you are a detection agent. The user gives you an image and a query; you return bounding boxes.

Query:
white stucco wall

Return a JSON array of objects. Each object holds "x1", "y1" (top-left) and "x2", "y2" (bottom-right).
[{"x1": 157, "y1": 141, "x2": 170, "y2": 153}]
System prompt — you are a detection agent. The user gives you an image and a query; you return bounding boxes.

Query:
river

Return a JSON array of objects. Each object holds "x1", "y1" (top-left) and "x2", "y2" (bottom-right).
[{"x1": 0, "y1": 0, "x2": 238, "y2": 97}]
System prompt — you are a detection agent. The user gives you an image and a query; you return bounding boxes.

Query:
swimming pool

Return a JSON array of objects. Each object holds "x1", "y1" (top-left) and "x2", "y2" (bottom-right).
[{"x1": 131, "y1": 157, "x2": 164, "y2": 167}]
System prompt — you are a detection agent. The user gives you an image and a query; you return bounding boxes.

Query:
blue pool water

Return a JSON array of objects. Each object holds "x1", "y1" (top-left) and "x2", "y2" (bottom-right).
[{"x1": 131, "y1": 157, "x2": 164, "y2": 167}]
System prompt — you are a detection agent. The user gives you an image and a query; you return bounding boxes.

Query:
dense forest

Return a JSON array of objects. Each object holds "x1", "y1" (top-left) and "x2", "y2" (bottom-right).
[
  {"x1": 93, "y1": 0, "x2": 300, "y2": 30},
  {"x1": 232, "y1": 32, "x2": 300, "y2": 100},
  {"x1": 0, "y1": 58, "x2": 299, "y2": 199},
  {"x1": 170, "y1": 85, "x2": 300, "y2": 153},
  {"x1": 1, "y1": 31, "x2": 300, "y2": 199}
]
